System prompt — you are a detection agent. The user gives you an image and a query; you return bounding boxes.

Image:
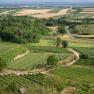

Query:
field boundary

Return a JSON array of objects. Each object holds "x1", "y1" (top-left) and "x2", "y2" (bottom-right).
[
  {"x1": 13, "y1": 51, "x2": 29, "y2": 61},
  {"x1": 0, "y1": 48, "x2": 80, "y2": 76}
]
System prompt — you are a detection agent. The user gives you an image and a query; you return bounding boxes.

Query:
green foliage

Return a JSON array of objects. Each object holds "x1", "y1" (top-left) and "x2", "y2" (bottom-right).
[
  {"x1": 26, "y1": 46, "x2": 69, "y2": 53},
  {"x1": 74, "y1": 47, "x2": 94, "y2": 66},
  {"x1": 6, "y1": 82, "x2": 18, "y2": 93},
  {"x1": 71, "y1": 25, "x2": 94, "y2": 35},
  {"x1": 8, "y1": 52, "x2": 52, "y2": 70},
  {"x1": 50, "y1": 65, "x2": 94, "y2": 82},
  {"x1": 62, "y1": 40, "x2": 68, "y2": 48},
  {"x1": 8, "y1": 52, "x2": 67, "y2": 70},
  {"x1": 0, "y1": 58, "x2": 7, "y2": 71},
  {"x1": 74, "y1": 47, "x2": 94, "y2": 58},
  {"x1": 47, "y1": 55, "x2": 58, "y2": 66},
  {"x1": 0, "y1": 74, "x2": 54, "y2": 94},
  {"x1": 0, "y1": 16, "x2": 50, "y2": 43},
  {"x1": 56, "y1": 37, "x2": 61, "y2": 47},
  {"x1": 0, "y1": 42, "x2": 28, "y2": 65},
  {"x1": 57, "y1": 26, "x2": 66, "y2": 34}
]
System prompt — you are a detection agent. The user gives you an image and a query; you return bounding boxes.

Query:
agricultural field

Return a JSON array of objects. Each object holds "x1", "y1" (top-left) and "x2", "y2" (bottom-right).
[
  {"x1": 74, "y1": 47, "x2": 94, "y2": 66},
  {"x1": 49, "y1": 64, "x2": 94, "y2": 94},
  {"x1": 67, "y1": 12, "x2": 89, "y2": 19},
  {"x1": 7, "y1": 52, "x2": 68, "y2": 70},
  {"x1": 73, "y1": 47, "x2": 94, "y2": 58},
  {"x1": 72, "y1": 25, "x2": 94, "y2": 35},
  {"x1": 26, "y1": 39, "x2": 56, "y2": 47},
  {"x1": 0, "y1": 74, "x2": 55, "y2": 94},
  {"x1": 7, "y1": 46, "x2": 69, "y2": 70},
  {"x1": 0, "y1": 7, "x2": 94, "y2": 94},
  {"x1": 15, "y1": 8, "x2": 69, "y2": 18},
  {"x1": 67, "y1": 8, "x2": 94, "y2": 19},
  {"x1": 0, "y1": 42, "x2": 28, "y2": 64}
]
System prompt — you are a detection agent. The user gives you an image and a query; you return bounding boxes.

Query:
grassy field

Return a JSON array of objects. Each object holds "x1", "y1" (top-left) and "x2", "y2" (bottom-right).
[
  {"x1": 50, "y1": 65, "x2": 94, "y2": 83},
  {"x1": 7, "y1": 47, "x2": 69, "y2": 70},
  {"x1": 49, "y1": 64, "x2": 94, "y2": 94},
  {"x1": 26, "y1": 38, "x2": 94, "y2": 48},
  {"x1": 27, "y1": 39, "x2": 56, "y2": 47},
  {"x1": 67, "y1": 12, "x2": 89, "y2": 19},
  {"x1": 8, "y1": 52, "x2": 53, "y2": 70},
  {"x1": 73, "y1": 47, "x2": 94, "y2": 58},
  {"x1": 73, "y1": 47, "x2": 94, "y2": 66},
  {"x1": 69, "y1": 42, "x2": 94, "y2": 47},
  {"x1": 0, "y1": 42, "x2": 28, "y2": 64}
]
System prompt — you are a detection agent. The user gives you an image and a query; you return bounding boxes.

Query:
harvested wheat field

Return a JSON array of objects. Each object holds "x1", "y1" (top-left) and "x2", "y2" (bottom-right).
[
  {"x1": 15, "y1": 8, "x2": 69, "y2": 18},
  {"x1": 32, "y1": 8, "x2": 69, "y2": 18},
  {"x1": 82, "y1": 8, "x2": 94, "y2": 12},
  {"x1": 15, "y1": 9, "x2": 52, "y2": 16}
]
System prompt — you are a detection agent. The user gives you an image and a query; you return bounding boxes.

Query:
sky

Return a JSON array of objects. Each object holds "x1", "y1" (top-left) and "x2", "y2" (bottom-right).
[{"x1": 0, "y1": 0, "x2": 94, "y2": 4}]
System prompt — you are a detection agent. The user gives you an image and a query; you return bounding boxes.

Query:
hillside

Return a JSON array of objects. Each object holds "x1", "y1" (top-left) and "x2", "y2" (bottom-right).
[{"x1": 0, "y1": 8, "x2": 94, "y2": 94}]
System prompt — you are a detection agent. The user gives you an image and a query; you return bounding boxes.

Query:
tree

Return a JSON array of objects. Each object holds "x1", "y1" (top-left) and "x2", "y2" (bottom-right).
[
  {"x1": 62, "y1": 40, "x2": 68, "y2": 48},
  {"x1": 47, "y1": 55, "x2": 58, "y2": 66},
  {"x1": 56, "y1": 37, "x2": 61, "y2": 47},
  {"x1": 57, "y1": 26, "x2": 66, "y2": 34},
  {"x1": 0, "y1": 58, "x2": 7, "y2": 71}
]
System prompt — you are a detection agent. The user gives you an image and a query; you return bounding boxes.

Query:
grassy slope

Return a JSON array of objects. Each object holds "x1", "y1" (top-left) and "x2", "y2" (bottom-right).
[
  {"x1": 8, "y1": 52, "x2": 52, "y2": 70},
  {"x1": 0, "y1": 42, "x2": 28, "y2": 64}
]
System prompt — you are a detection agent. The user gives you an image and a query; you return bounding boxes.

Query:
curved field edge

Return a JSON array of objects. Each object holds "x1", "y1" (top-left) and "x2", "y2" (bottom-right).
[
  {"x1": 0, "y1": 42, "x2": 28, "y2": 64},
  {"x1": 7, "y1": 46, "x2": 70, "y2": 71}
]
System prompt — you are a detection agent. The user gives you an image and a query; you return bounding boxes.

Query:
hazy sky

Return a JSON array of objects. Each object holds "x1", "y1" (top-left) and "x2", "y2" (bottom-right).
[{"x1": 0, "y1": 0, "x2": 94, "y2": 4}]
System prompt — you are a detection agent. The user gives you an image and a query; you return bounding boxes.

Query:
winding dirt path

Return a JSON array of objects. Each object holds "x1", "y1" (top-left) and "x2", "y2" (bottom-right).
[
  {"x1": 0, "y1": 48, "x2": 79, "y2": 76},
  {"x1": 67, "y1": 48, "x2": 79, "y2": 65}
]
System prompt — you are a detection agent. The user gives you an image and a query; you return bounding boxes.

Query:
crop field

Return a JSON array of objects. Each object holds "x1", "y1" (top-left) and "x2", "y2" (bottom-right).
[
  {"x1": 67, "y1": 8, "x2": 94, "y2": 19},
  {"x1": 15, "y1": 8, "x2": 51, "y2": 16},
  {"x1": 0, "y1": 74, "x2": 53, "y2": 94},
  {"x1": 15, "y1": 8, "x2": 69, "y2": 18},
  {"x1": 26, "y1": 46, "x2": 69, "y2": 53},
  {"x1": 50, "y1": 65, "x2": 94, "y2": 83},
  {"x1": 73, "y1": 25, "x2": 94, "y2": 35},
  {"x1": 7, "y1": 49, "x2": 68, "y2": 70},
  {"x1": 74, "y1": 47, "x2": 94, "y2": 66},
  {"x1": 0, "y1": 8, "x2": 94, "y2": 94},
  {"x1": 76, "y1": 58, "x2": 94, "y2": 66},
  {"x1": 48, "y1": 8, "x2": 62, "y2": 13},
  {"x1": 73, "y1": 47, "x2": 94, "y2": 58},
  {"x1": 8, "y1": 52, "x2": 54, "y2": 70},
  {"x1": 27, "y1": 39, "x2": 56, "y2": 47},
  {"x1": 67, "y1": 12, "x2": 89, "y2": 19},
  {"x1": 82, "y1": 8, "x2": 94, "y2": 12},
  {"x1": 0, "y1": 42, "x2": 28, "y2": 64}
]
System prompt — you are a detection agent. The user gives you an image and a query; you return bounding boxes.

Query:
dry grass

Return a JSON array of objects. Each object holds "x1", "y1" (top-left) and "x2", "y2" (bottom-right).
[
  {"x1": 15, "y1": 9, "x2": 52, "y2": 16},
  {"x1": 32, "y1": 9, "x2": 69, "y2": 18},
  {"x1": 15, "y1": 8, "x2": 69, "y2": 19},
  {"x1": 82, "y1": 8, "x2": 94, "y2": 12}
]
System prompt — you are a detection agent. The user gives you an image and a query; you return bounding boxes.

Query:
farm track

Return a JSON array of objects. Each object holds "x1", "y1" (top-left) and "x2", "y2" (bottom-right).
[{"x1": 0, "y1": 48, "x2": 79, "y2": 76}]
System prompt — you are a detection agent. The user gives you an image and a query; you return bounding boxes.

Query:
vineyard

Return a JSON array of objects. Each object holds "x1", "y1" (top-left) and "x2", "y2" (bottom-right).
[
  {"x1": 0, "y1": 73, "x2": 55, "y2": 94},
  {"x1": 73, "y1": 47, "x2": 94, "y2": 58},
  {"x1": 0, "y1": 7, "x2": 94, "y2": 94},
  {"x1": 7, "y1": 49, "x2": 68, "y2": 70},
  {"x1": 26, "y1": 46, "x2": 69, "y2": 53}
]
